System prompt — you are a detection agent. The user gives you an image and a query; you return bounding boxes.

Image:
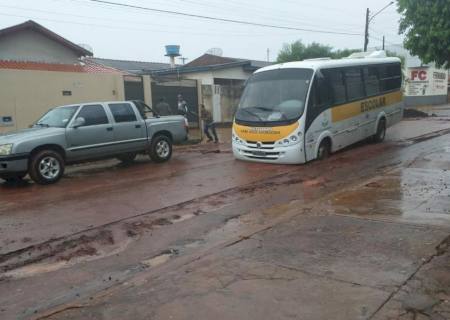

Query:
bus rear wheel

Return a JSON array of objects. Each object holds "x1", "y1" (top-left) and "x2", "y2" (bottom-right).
[
  {"x1": 317, "y1": 139, "x2": 331, "y2": 160},
  {"x1": 373, "y1": 119, "x2": 386, "y2": 143}
]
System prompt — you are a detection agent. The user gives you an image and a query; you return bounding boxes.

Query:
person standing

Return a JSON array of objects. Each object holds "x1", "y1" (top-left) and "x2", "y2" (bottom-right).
[
  {"x1": 200, "y1": 104, "x2": 218, "y2": 143},
  {"x1": 154, "y1": 97, "x2": 171, "y2": 116},
  {"x1": 177, "y1": 94, "x2": 188, "y2": 116}
]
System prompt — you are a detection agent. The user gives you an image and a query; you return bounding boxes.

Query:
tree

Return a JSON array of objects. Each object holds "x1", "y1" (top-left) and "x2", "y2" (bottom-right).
[
  {"x1": 277, "y1": 40, "x2": 332, "y2": 62},
  {"x1": 397, "y1": 0, "x2": 450, "y2": 69},
  {"x1": 277, "y1": 40, "x2": 360, "y2": 63}
]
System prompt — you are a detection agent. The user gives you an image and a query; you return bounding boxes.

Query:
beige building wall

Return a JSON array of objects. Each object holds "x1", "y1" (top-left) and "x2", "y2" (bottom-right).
[{"x1": 0, "y1": 69, "x2": 125, "y2": 133}]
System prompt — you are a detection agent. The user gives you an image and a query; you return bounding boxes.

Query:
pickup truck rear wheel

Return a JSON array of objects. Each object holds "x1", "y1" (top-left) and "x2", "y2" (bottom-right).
[
  {"x1": 149, "y1": 135, "x2": 172, "y2": 163},
  {"x1": 116, "y1": 153, "x2": 137, "y2": 163},
  {"x1": 29, "y1": 150, "x2": 65, "y2": 185}
]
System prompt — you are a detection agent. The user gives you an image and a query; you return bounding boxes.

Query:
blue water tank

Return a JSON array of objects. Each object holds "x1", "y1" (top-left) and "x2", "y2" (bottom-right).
[{"x1": 165, "y1": 45, "x2": 181, "y2": 57}]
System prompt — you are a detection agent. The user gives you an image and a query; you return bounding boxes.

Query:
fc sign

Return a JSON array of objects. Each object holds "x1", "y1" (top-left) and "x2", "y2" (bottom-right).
[{"x1": 411, "y1": 70, "x2": 427, "y2": 81}]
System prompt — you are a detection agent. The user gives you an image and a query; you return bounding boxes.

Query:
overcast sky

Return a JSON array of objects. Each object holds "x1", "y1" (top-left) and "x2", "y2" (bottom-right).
[{"x1": 0, "y1": 0, "x2": 404, "y2": 63}]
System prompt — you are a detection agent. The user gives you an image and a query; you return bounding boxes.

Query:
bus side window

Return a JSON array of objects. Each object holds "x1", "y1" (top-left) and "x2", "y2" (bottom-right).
[
  {"x1": 345, "y1": 68, "x2": 365, "y2": 101},
  {"x1": 326, "y1": 69, "x2": 346, "y2": 105},
  {"x1": 315, "y1": 72, "x2": 332, "y2": 108},
  {"x1": 379, "y1": 63, "x2": 402, "y2": 93},
  {"x1": 363, "y1": 66, "x2": 380, "y2": 97}
]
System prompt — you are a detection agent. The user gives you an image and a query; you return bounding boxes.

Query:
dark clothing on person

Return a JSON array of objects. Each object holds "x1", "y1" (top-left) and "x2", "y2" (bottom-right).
[
  {"x1": 201, "y1": 108, "x2": 218, "y2": 142},
  {"x1": 155, "y1": 101, "x2": 171, "y2": 116}
]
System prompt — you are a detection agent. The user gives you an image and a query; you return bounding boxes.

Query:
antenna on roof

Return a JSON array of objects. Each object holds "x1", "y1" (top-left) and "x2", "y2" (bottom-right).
[
  {"x1": 206, "y1": 48, "x2": 223, "y2": 56},
  {"x1": 78, "y1": 43, "x2": 93, "y2": 55}
]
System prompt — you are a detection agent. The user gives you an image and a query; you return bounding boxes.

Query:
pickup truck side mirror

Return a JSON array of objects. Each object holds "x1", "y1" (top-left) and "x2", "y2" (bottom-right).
[{"x1": 72, "y1": 117, "x2": 86, "y2": 128}]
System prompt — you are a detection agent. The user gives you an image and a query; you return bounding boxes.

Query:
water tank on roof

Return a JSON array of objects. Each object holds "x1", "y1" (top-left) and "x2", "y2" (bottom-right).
[{"x1": 165, "y1": 45, "x2": 181, "y2": 57}]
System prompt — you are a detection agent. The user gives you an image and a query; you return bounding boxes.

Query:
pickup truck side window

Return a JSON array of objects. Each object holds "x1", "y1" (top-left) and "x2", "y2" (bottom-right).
[
  {"x1": 77, "y1": 104, "x2": 109, "y2": 126},
  {"x1": 108, "y1": 103, "x2": 137, "y2": 123}
]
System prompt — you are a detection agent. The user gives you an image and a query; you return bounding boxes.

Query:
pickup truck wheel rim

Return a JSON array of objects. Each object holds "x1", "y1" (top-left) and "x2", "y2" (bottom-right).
[
  {"x1": 38, "y1": 156, "x2": 60, "y2": 180},
  {"x1": 156, "y1": 140, "x2": 170, "y2": 158}
]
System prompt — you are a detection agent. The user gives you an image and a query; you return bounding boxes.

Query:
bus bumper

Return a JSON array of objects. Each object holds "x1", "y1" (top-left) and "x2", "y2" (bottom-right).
[{"x1": 232, "y1": 142, "x2": 306, "y2": 164}]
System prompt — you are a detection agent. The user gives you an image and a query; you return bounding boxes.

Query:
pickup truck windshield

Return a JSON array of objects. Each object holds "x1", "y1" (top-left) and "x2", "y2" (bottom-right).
[
  {"x1": 235, "y1": 68, "x2": 313, "y2": 124},
  {"x1": 35, "y1": 106, "x2": 79, "y2": 128}
]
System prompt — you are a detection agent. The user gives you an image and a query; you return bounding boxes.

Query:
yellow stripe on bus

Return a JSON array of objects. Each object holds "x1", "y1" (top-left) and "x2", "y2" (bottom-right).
[
  {"x1": 331, "y1": 91, "x2": 403, "y2": 123},
  {"x1": 233, "y1": 121, "x2": 299, "y2": 142}
]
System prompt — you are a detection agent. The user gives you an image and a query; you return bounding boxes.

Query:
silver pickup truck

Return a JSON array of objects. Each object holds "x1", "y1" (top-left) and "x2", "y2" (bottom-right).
[{"x1": 0, "y1": 100, "x2": 188, "y2": 185}]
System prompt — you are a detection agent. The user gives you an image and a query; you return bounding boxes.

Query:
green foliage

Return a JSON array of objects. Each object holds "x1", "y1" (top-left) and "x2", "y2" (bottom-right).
[
  {"x1": 397, "y1": 0, "x2": 450, "y2": 69},
  {"x1": 276, "y1": 40, "x2": 360, "y2": 63}
]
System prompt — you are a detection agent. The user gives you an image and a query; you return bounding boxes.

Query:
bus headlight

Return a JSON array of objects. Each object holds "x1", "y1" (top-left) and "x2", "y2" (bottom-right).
[{"x1": 277, "y1": 135, "x2": 302, "y2": 147}]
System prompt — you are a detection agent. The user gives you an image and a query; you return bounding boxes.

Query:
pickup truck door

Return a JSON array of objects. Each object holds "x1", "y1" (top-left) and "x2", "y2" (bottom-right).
[
  {"x1": 107, "y1": 102, "x2": 147, "y2": 153},
  {"x1": 65, "y1": 104, "x2": 115, "y2": 161}
]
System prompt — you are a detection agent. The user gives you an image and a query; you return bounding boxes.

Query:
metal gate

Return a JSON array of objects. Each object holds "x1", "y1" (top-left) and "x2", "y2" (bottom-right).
[
  {"x1": 151, "y1": 79, "x2": 199, "y2": 127},
  {"x1": 124, "y1": 75, "x2": 145, "y2": 101}
]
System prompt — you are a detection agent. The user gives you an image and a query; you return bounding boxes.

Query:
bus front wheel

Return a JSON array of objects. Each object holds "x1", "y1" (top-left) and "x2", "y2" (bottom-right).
[{"x1": 317, "y1": 139, "x2": 331, "y2": 160}]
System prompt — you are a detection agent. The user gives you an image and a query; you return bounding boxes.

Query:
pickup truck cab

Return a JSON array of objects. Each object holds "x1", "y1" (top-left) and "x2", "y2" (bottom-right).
[{"x1": 0, "y1": 100, "x2": 188, "y2": 184}]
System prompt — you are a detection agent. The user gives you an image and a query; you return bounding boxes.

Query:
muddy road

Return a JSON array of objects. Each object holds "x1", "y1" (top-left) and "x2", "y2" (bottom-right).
[{"x1": 1, "y1": 118, "x2": 450, "y2": 320}]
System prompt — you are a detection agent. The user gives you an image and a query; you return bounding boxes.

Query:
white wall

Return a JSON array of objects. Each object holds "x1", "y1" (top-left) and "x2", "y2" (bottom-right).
[
  {"x1": 0, "y1": 29, "x2": 80, "y2": 64},
  {"x1": 180, "y1": 66, "x2": 254, "y2": 85}
]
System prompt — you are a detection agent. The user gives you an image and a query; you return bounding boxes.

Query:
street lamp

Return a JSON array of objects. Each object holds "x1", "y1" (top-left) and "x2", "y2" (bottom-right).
[{"x1": 364, "y1": 1, "x2": 395, "y2": 51}]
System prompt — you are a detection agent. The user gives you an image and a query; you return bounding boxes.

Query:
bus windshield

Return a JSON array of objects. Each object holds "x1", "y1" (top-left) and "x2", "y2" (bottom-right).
[{"x1": 236, "y1": 68, "x2": 313, "y2": 124}]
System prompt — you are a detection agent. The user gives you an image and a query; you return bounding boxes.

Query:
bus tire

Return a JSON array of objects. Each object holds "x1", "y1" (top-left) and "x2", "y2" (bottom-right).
[
  {"x1": 373, "y1": 119, "x2": 386, "y2": 143},
  {"x1": 317, "y1": 139, "x2": 331, "y2": 160}
]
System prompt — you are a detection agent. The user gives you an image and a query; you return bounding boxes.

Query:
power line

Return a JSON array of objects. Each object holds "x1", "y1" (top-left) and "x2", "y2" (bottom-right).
[
  {"x1": 80, "y1": 0, "x2": 362, "y2": 36},
  {"x1": 0, "y1": 4, "x2": 293, "y2": 36},
  {"x1": 178, "y1": 0, "x2": 363, "y2": 31},
  {"x1": 0, "y1": 12, "x2": 300, "y2": 38}
]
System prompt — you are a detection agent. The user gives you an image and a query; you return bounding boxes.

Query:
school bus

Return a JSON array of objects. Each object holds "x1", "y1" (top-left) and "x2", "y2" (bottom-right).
[{"x1": 232, "y1": 51, "x2": 403, "y2": 164}]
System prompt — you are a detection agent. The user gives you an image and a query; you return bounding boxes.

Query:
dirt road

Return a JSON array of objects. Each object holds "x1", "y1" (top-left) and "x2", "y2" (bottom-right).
[{"x1": 1, "y1": 118, "x2": 450, "y2": 320}]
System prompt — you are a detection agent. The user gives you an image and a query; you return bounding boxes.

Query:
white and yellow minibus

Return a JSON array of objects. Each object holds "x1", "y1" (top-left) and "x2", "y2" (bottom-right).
[{"x1": 232, "y1": 51, "x2": 403, "y2": 164}]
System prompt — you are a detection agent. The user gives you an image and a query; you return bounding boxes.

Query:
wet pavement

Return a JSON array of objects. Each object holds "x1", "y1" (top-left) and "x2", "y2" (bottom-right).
[{"x1": 1, "y1": 117, "x2": 450, "y2": 320}]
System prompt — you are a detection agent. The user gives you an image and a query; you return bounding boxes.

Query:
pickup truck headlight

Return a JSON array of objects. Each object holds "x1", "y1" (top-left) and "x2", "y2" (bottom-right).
[{"x1": 0, "y1": 144, "x2": 13, "y2": 156}]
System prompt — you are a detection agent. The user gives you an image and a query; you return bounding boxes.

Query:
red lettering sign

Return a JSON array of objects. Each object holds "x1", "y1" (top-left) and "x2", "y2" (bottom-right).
[{"x1": 411, "y1": 70, "x2": 427, "y2": 80}]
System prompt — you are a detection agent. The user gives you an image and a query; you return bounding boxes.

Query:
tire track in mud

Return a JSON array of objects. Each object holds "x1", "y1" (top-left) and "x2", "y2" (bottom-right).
[
  {"x1": 0, "y1": 171, "x2": 310, "y2": 278},
  {"x1": 1, "y1": 130, "x2": 448, "y2": 279}
]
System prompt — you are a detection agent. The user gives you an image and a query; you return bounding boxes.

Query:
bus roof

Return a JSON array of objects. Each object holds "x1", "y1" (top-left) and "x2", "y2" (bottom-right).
[{"x1": 256, "y1": 56, "x2": 401, "y2": 74}]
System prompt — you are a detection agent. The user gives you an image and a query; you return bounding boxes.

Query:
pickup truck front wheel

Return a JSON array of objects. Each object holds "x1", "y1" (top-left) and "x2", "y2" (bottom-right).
[
  {"x1": 149, "y1": 135, "x2": 172, "y2": 163},
  {"x1": 29, "y1": 150, "x2": 65, "y2": 185}
]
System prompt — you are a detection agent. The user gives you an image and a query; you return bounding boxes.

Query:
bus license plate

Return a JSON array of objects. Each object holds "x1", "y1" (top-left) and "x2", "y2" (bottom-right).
[{"x1": 252, "y1": 151, "x2": 266, "y2": 156}]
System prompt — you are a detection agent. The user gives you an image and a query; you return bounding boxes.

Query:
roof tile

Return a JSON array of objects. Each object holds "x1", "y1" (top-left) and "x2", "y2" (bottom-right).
[{"x1": 0, "y1": 60, "x2": 125, "y2": 74}]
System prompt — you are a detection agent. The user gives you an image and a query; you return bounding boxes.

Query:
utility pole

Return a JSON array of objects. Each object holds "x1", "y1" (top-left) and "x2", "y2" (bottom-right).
[
  {"x1": 266, "y1": 48, "x2": 270, "y2": 62},
  {"x1": 364, "y1": 2, "x2": 394, "y2": 52},
  {"x1": 179, "y1": 56, "x2": 188, "y2": 65},
  {"x1": 364, "y1": 8, "x2": 370, "y2": 52},
  {"x1": 382, "y1": 36, "x2": 385, "y2": 50}
]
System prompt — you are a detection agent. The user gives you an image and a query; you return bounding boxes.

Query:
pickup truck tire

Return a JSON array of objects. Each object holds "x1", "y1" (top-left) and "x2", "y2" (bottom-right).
[
  {"x1": 149, "y1": 135, "x2": 172, "y2": 163},
  {"x1": 116, "y1": 153, "x2": 137, "y2": 163},
  {"x1": 29, "y1": 150, "x2": 65, "y2": 185}
]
